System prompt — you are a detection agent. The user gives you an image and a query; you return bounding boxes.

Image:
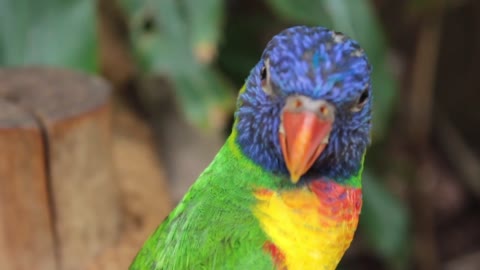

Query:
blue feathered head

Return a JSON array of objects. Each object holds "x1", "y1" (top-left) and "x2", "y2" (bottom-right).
[{"x1": 235, "y1": 26, "x2": 372, "y2": 184}]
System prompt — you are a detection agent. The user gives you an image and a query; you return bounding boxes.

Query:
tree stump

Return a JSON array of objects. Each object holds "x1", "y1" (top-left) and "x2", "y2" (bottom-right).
[{"x1": 0, "y1": 68, "x2": 120, "y2": 270}]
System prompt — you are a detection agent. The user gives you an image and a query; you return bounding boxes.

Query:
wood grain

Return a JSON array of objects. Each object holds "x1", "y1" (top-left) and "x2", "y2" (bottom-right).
[
  {"x1": 0, "y1": 68, "x2": 120, "y2": 270},
  {"x1": 0, "y1": 100, "x2": 56, "y2": 270}
]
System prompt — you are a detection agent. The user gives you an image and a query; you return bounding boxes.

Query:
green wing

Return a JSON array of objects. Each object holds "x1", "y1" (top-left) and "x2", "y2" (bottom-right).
[{"x1": 129, "y1": 143, "x2": 276, "y2": 270}]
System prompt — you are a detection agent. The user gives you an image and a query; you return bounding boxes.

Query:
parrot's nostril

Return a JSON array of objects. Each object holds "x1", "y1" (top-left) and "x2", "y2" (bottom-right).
[
  {"x1": 284, "y1": 96, "x2": 335, "y2": 121},
  {"x1": 294, "y1": 99, "x2": 303, "y2": 108},
  {"x1": 319, "y1": 105, "x2": 329, "y2": 116}
]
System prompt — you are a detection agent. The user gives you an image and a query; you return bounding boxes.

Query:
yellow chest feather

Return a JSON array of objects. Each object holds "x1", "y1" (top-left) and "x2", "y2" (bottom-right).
[{"x1": 253, "y1": 181, "x2": 362, "y2": 270}]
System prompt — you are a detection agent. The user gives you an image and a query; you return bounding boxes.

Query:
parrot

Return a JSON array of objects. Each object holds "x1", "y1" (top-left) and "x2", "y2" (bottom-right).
[{"x1": 130, "y1": 25, "x2": 372, "y2": 270}]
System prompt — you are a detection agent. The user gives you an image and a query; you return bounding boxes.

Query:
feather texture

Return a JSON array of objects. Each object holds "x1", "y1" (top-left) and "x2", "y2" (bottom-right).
[{"x1": 130, "y1": 25, "x2": 372, "y2": 270}]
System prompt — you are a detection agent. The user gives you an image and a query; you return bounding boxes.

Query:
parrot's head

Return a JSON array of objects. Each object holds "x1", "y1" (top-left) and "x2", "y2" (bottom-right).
[{"x1": 235, "y1": 26, "x2": 372, "y2": 184}]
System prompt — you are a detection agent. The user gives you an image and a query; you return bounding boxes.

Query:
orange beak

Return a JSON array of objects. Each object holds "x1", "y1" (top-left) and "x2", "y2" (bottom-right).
[{"x1": 279, "y1": 96, "x2": 334, "y2": 183}]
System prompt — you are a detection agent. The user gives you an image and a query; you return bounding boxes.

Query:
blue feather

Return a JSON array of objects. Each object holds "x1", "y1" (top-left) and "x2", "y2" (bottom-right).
[{"x1": 235, "y1": 26, "x2": 372, "y2": 183}]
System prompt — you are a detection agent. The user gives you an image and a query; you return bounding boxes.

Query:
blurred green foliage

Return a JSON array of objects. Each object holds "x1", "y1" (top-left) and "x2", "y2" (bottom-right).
[
  {"x1": 0, "y1": 0, "x2": 409, "y2": 268},
  {"x1": 120, "y1": 0, "x2": 234, "y2": 131},
  {"x1": 0, "y1": 0, "x2": 97, "y2": 71},
  {"x1": 360, "y1": 171, "x2": 410, "y2": 269}
]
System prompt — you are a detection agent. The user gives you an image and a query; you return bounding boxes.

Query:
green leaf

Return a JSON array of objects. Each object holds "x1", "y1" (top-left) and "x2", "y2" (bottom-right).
[
  {"x1": 266, "y1": 0, "x2": 398, "y2": 141},
  {"x1": 171, "y1": 67, "x2": 235, "y2": 131},
  {"x1": 0, "y1": 0, "x2": 98, "y2": 72},
  {"x1": 120, "y1": 0, "x2": 234, "y2": 131},
  {"x1": 182, "y1": 0, "x2": 224, "y2": 63},
  {"x1": 122, "y1": 0, "x2": 192, "y2": 73},
  {"x1": 360, "y1": 170, "x2": 410, "y2": 269}
]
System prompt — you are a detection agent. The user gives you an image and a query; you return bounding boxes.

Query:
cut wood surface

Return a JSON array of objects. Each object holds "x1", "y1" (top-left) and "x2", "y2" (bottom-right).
[{"x1": 0, "y1": 68, "x2": 120, "y2": 270}]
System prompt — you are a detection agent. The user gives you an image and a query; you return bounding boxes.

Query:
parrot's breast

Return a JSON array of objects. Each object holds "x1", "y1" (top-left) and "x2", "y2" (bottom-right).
[{"x1": 253, "y1": 179, "x2": 362, "y2": 270}]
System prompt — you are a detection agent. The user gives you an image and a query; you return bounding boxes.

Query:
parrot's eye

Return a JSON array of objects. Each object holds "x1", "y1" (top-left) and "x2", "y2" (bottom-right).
[
  {"x1": 351, "y1": 88, "x2": 369, "y2": 112},
  {"x1": 260, "y1": 66, "x2": 267, "y2": 81},
  {"x1": 261, "y1": 59, "x2": 273, "y2": 95}
]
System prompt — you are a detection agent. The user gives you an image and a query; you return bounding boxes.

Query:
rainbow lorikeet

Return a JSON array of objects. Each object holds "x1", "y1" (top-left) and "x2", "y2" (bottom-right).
[{"x1": 130, "y1": 26, "x2": 372, "y2": 270}]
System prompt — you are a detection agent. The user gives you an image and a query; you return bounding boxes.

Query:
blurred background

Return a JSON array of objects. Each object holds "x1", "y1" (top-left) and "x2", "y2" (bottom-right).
[{"x1": 1, "y1": 0, "x2": 480, "y2": 269}]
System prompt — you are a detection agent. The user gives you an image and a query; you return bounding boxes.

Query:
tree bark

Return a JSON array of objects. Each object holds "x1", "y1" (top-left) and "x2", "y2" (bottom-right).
[{"x1": 0, "y1": 67, "x2": 120, "y2": 270}]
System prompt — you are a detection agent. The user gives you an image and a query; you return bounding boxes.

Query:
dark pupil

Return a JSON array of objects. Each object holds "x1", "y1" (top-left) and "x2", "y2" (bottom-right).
[
  {"x1": 358, "y1": 90, "x2": 369, "y2": 104},
  {"x1": 260, "y1": 66, "x2": 267, "y2": 80}
]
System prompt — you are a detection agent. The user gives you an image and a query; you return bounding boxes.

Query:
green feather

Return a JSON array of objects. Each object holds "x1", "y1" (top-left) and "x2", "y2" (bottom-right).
[
  {"x1": 129, "y1": 129, "x2": 287, "y2": 269},
  {"x1": 130, "y1": 116, "x2": 366, "y2": 269}
]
